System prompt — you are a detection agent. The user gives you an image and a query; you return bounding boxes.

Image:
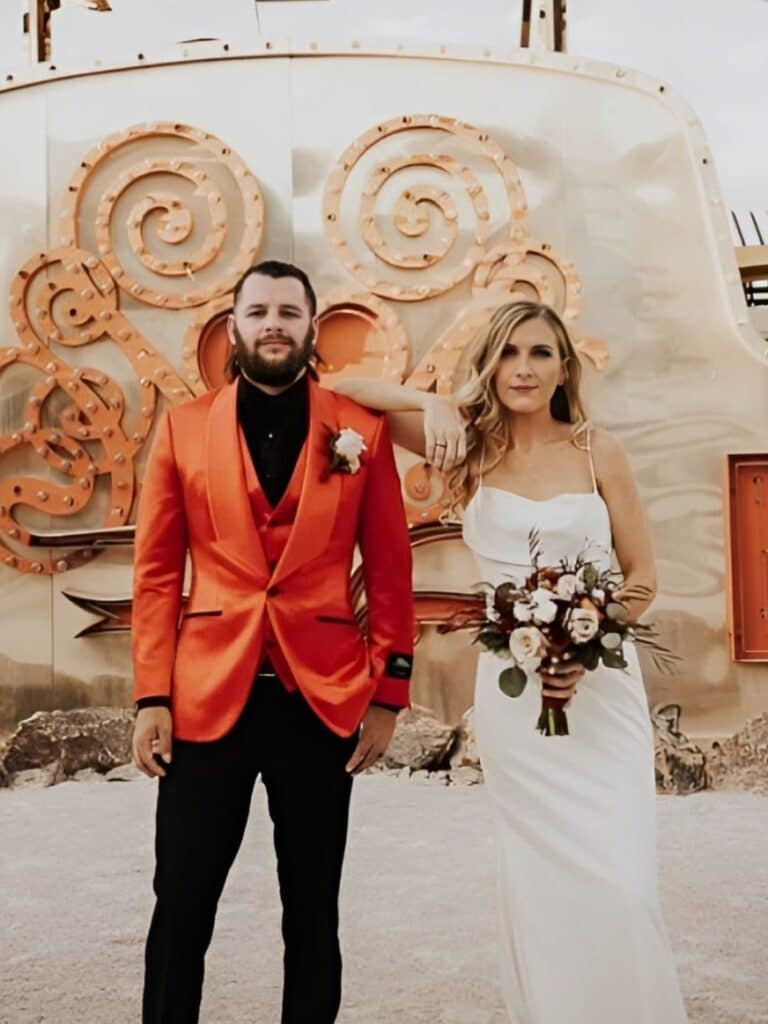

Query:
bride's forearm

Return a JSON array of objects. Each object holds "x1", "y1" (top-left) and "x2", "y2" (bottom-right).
[
  {"x1": 615, "y1": 572, "x2": 656, "y2": 622},
  {"x1": 331, "y1": 378, "x2": 432, "y2": 413}
]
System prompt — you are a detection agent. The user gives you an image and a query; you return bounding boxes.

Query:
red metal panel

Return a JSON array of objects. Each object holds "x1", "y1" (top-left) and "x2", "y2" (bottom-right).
[{"x1": 726, "y1": 454, "x2": 768, "y2": 660}]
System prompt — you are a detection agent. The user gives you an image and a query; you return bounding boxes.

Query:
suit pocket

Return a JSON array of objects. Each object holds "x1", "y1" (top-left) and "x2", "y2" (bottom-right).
[
  {"x1": 181, "y1": 609, "x2": 223, "y2": 619},
  {"x1": 315, "y1": 614, "x2": 360, "y2": 626}
]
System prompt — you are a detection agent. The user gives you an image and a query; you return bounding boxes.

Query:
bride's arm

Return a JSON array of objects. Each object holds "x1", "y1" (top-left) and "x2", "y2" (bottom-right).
[
  {"x1": 331, "y1": 378, "x2": 466, "y2": 470},
  {"x1": 591, "y1": 428, "x2": 657, "y2": 620}
]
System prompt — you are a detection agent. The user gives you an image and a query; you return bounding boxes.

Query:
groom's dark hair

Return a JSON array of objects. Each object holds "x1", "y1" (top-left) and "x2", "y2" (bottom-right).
[{"x1": 232, "y1": 260, "x2": 318, "y2": 318}]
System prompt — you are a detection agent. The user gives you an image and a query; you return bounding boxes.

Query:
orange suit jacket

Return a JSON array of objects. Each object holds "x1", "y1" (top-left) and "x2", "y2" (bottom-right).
[{"x1": 132, "y1": 376, "x2": 414, "y2": 741}]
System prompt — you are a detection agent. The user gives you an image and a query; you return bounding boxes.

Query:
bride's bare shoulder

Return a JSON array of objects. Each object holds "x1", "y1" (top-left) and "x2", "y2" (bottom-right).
[{"x1": 586, "y1": 426, "x2": 634, "y2": 481}]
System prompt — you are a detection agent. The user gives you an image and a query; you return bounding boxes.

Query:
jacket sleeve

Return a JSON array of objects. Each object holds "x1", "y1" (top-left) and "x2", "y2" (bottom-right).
[
  {"x1": 132, "y1": 411, "x2": 188, "y2": 702},
  {"x1": 356, "y1": 415, "x2": 414, "y2": 709}
]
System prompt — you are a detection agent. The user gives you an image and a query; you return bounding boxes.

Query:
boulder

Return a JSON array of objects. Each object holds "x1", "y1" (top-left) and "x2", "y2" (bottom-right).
[
  {"x1": 707, "y1": 713, "x2": 768, "y2": 794},
  {"x1": 448, "y1": 766, "x2": 484, "y2": 786},
  {"x1": 651, "y1": 704, "x2": 708, "y2": 795},
  {"x1": 72, "y1": 768, "x2": 106, "y2": 783},
  {"x1": 1, "y1": 708, "x2": 134, "y2": 785},
  {"x1": 384, "y1": 705, "x2": 457, "y2": 771},
  {"x1": 8, "y1": 762, "x2": 65, "y2": 790},
  {"x1": 449, "y1": 707, "x2": 480, "y2": 769}
]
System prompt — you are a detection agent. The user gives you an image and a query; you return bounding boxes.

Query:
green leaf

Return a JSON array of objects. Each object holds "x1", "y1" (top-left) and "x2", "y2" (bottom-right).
[
  {"x1": 573, "y1": 642, "x2": 600, "y2": 671},
  {"x1": 601, "y1": 648, "x2": 628, "y2": 670},
  {"x1": 498, "y1": 666, "x2": 528, "y2": 698},
  {"x1": 606, "y1": 601, "x2": 628, "y2": 622},
  {"x1": 582, "y1": 564, "x2": 599, "y2": 590},
  {"x1": 476, "y1": 628, "x2": 509, "y2": 654}
]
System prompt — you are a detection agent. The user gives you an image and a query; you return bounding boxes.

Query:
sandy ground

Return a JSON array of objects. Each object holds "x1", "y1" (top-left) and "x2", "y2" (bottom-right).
[{"x1": 1, "y1": 776, "x2": 767, "y2": 1024}]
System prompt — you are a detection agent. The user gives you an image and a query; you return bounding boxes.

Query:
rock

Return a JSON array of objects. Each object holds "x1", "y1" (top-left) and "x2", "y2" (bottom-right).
[
  {"x1": 707, "y1": 713, "x2": 768, "y2": 794},
  {"x1": 448, "y1": 766, "x2": 484, "y2": 786},
  {"x1": 384, "y1": 705, "x2": 457, "y2": 771},
  {"x1": 105, "y1": 762, "x2": 142, "y2": 782},
  {"x1": 651, "y1": 704, "x2": 708, "y2": 795},
  {"x1": 1, "y1": 708, "x2": 135, "y2": 786},
  {"x1": 449, "y1": 707, "x2": 480, "y2": 769},
  {"x1": 72, "y1": 768, "x2": 105, "y2": 783},
  {"x1": 8, "y1": 761, "x2": 64, "y2": 790}
]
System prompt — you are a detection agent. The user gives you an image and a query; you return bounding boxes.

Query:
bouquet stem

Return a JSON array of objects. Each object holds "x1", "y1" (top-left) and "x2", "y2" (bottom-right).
[{"x1": 536, "y1": 696, "x2": 569, "y2": 737}]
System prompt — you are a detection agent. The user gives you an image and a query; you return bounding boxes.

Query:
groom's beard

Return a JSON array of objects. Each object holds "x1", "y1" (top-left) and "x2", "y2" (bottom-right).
[{"x1": 232, "y1": 323, "x2": 315, "y2": 387}]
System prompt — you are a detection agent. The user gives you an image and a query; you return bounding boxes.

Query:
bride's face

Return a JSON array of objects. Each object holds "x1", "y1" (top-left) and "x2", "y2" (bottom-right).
[{"x1": 492, "y1": 317, "x2": 565, "y2": 415}]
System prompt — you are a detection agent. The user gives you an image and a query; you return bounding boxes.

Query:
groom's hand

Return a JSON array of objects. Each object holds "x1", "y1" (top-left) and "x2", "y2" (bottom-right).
[
  {"x1": 346, "y1": 705, "x2": 399, "y2": 775},
  {"x1": 133, "y1": 707, "x2": 173, "y2": 778}
]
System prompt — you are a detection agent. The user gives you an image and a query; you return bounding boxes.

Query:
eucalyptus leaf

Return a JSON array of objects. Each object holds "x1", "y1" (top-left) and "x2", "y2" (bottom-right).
[
  {"x1": 476, "y1": 628, "x2": 509, "y2": 653},
  {"x1": 601, "y1": 648, "x2": 627, "y2": 670},
  {"x1": 499, "y1": 666, "x2": 528, "y2": 698},
  {"x1": 600, "y1": 632, "x2": 623, "y2": 650},
  {"x1": 606, "y1": 601, "x2": 628, "y2": 622},
  {"x1": 582, "y1": 564, "x2": 599, "y2": 590},
  {"x1": 574, "y1": 642, "x2": 600, "y2": 671}
]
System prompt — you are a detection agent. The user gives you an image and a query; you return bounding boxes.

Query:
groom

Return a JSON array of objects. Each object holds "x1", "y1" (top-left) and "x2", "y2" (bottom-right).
[{"x1": 131, "y1": 260, "x2": 414, "y2": 1023}]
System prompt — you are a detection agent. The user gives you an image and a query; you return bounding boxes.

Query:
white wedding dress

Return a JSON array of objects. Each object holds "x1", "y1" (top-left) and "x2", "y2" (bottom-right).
[{"x1": 462, "y1": 441, "x2": 688, "y2": 1024}]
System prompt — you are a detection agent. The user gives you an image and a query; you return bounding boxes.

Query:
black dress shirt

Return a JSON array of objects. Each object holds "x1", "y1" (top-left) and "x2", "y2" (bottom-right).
[{"x1": 236, "y1": 371, "x2": 309, "y2": 508}]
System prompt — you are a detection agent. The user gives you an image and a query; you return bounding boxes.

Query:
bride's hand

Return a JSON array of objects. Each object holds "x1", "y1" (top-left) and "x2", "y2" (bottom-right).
[
  {"x1": 424, "y1": 395, "x2": 467, "y2": 472},
  {"x1": 538, "y1": 659, "x2": 586, "y2": 703}
]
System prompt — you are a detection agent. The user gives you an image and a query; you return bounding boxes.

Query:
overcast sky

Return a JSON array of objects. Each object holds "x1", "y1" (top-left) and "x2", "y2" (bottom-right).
[{"x1": 0, "y1": 0, "x2": 765, "y2": 222}]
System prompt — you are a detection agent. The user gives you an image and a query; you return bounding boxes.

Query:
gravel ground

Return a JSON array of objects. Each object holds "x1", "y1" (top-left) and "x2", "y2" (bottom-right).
[{"x1": 1, "y1": 776, "x2": 767, "y2": 1024}]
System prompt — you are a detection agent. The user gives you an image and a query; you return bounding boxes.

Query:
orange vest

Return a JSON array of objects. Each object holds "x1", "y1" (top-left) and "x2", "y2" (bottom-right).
[{"x1": 238, "y1": 424, "x2": 305, "y2": 691}]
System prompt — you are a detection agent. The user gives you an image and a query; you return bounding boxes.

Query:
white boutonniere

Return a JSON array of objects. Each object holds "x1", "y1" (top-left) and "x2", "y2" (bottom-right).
[{"x1": 329, "y1": 427, "x2": 367, "y2": 475}]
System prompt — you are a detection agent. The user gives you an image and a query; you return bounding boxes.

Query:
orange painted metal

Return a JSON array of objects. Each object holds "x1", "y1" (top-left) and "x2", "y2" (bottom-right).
[{"x1": 725, "y1": 454, "x2": 768, "y2": 661}]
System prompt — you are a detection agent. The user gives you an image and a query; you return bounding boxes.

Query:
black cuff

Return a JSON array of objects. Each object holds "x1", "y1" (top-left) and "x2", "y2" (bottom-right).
[
  {"x1": 135, "y1": 696, "x2": 172, "y2": 711},
  {"x1": 370, "y1": 701, "x2": 402, "y2": 714}
]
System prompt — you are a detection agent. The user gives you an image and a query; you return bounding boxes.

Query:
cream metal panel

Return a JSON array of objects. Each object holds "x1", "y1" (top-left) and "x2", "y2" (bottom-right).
[
  {"x1": 0, "y1": 45, "x2": 765, "y2": 736},
  {"x1": 0, "y1": 565, "x2": 53, "y2": 738},
  {"x1": 290, "y1": 51, "x2": 766, "y2": 734},
  {"x1": 0, "y1": 57, "x2": 294, "y2": 732}
]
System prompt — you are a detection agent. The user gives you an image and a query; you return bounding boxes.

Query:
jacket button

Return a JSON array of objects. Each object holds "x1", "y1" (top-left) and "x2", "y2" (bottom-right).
[{"x1": 267, "y1": 585, "x2": 279, "y2": 597}]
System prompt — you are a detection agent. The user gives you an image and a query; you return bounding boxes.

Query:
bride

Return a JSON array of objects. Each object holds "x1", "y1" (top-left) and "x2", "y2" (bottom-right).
[{"x1": 332, "y1": 300, "x2": 688, "y2": 1023}]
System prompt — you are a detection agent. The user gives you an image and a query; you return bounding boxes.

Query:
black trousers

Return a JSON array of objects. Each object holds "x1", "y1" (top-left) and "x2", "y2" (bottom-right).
[{"x1": 142, "y1": 673, "x2": 358, "y2": 1024}]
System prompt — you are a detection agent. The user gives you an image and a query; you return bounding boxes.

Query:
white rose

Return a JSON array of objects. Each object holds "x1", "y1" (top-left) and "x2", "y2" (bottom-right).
[
  {"x1": 513, "y1": 600, "x2": 534, "y2": 623},
  {"x1": 345, "y1": 455, "x2": 361, "y2": 474},
  {"x1": 591, "y1": 587, "x2": 606, "y2": 605},
  {"x1": 334, "y1": 428, "x2": 366, "y2": 460},
  {"x1": 509, "y1": 626, "x2": 547, "y2": 670},
  {"x1": 556, "y1": 574, "x2": 579, "y2": 600},
  {"x1": 567, "y1": 607, "x2": 600, "y2": 644},
  {"x1": 530, "y1": 588, "x2": 558, "y2": 625}
]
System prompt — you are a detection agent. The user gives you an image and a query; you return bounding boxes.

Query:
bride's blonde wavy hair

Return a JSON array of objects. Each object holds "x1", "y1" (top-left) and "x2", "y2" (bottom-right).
[{"x1": 444, "y1": 301, "x2": 588, "y2": 518}]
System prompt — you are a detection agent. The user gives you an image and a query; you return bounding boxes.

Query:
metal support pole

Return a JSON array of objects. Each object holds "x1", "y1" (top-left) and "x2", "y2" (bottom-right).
[
  {"x1": 24, "y1": 0, "x2": 58, "y2": 63},
  {"x1": 23, "y1": 0, "x2": 111, "y2": 63},
  {"x1": 521, "y1": 0, "x2": 567, "y2": 53}
]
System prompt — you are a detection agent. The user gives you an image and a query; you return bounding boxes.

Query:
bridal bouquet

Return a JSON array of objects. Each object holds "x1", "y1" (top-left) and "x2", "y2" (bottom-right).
[{"x1": 443, "y1": 531, "x2": 676, "y2": 736}]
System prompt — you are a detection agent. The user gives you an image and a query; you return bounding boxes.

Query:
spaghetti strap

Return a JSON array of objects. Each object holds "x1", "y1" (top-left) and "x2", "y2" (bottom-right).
[{"x1": 585, "y1": 425, "x2": 598, "y2": 493}]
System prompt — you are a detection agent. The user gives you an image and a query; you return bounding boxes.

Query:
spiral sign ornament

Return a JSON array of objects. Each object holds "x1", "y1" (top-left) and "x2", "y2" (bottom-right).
[
  {"x1": 322, "y1": 114, "x2": 529, "y2": 302},
  {"x1": 1, "y1": 247, "x2": 193, "y2": 574},
  {"x1": 57, "y1": 122, "x2": 265, "y2": 309}
]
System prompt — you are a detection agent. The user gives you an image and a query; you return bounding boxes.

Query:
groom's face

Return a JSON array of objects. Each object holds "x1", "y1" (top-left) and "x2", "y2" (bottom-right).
[{"x1": 228, "y1": 272, "x2": 316, "y2": 388}]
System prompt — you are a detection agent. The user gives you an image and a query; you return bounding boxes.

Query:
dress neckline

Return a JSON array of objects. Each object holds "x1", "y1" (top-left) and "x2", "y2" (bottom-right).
[{"x1": 480, "y1": 485, "x2": 599, "y2": 504}]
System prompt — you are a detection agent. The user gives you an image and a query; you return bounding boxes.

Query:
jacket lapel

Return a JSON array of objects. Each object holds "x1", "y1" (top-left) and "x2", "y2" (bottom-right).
[
  {"x1": 270, "y1": 379, "x2": 343, "y2": 586},
  {"x1": 205, "y1": 380, "x2": 269, "y2": 579}
]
